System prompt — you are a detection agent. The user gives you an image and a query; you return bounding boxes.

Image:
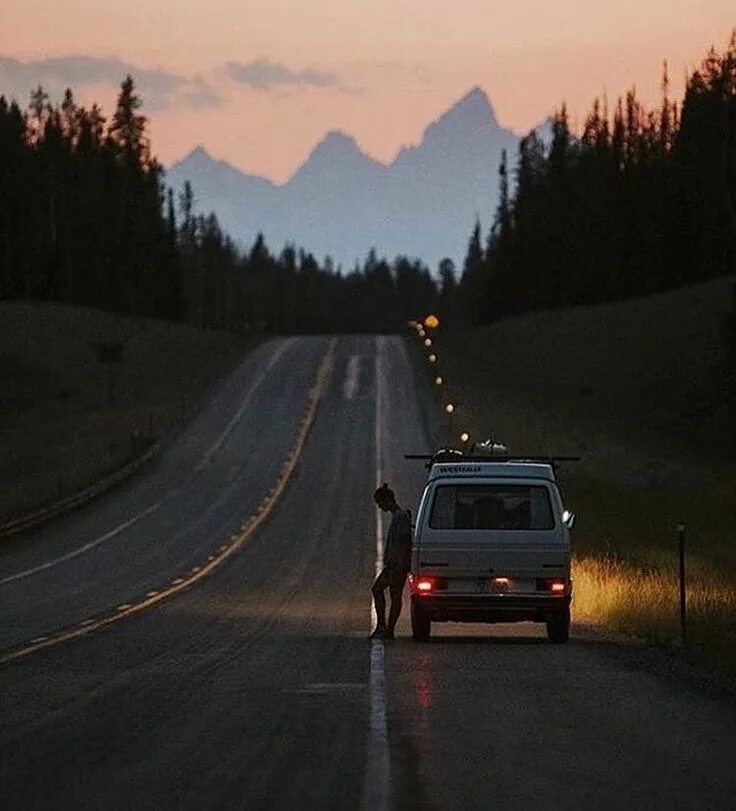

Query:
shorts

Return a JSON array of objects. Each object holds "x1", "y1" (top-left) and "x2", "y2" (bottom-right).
[{"x1": 373, "y1": 563, "x2": 409, "y2": 593}]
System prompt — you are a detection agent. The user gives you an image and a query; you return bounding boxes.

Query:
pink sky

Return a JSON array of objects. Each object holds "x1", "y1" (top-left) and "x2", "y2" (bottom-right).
[{"x1": 2, "y1": 0, "x2": 734, "y2": 182}]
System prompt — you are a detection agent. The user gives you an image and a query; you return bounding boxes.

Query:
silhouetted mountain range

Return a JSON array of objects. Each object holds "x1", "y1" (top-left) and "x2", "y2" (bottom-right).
[{"x1": 167, "y1": 87, "x2": 522, "y2": 270}]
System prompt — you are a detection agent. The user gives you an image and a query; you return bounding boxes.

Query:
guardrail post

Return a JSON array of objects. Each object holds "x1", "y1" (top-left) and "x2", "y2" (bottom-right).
[{"x1": 676, "y1": 523, "x2": 687, "y2": 648}]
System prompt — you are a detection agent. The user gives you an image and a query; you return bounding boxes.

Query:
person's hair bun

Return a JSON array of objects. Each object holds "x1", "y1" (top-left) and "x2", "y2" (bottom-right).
[{"x1": 374, "y1": 482, "x2": 395, "y2": 502}]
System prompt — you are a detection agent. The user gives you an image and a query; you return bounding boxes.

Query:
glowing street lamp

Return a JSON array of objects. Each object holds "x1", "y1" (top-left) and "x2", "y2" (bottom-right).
[
  {"x1": 445, "y1": 403, "x2": 455, "y2": 414},
  {"x1": 435, "y1": 376, "x2": 443, "y2": 386},
  {"x1": 428, "y1": 354, "x2": 437, "y2": 363},
  {"x1": 460, "y1": 432, "x2": 470, "y2": 443},
  {"x1": 424, "y1": 314, "x2": 440, "y2": 330},
  {"x1": 424, "y1": 338, "x2": 432, "y2": 348},
  {"x1": 418, "y1": 329, "x2": 426, "y2": 338}
]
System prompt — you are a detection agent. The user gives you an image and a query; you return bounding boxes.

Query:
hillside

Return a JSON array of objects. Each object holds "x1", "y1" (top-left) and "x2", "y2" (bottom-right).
[
  {"x1": 0, "y1": 304, "x2": 253, "y2": 521},
  {"x1": 441, "y1": 277, "x2": 736, "y2": 484}
]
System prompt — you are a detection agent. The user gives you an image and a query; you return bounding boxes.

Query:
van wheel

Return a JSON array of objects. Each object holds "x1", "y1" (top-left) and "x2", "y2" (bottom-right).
[
  {"x1": 411, "y1": 602, "x2": 431, "y2": 642},
  {"x1": 546, "y1": 608, "x2": 570, "y2": 643}
]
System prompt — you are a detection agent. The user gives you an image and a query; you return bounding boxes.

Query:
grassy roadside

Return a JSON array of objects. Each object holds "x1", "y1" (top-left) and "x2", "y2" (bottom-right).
[
  {"x1": 409, "y1": 276, "x2": 736, "y2": 670},
  {"x1": 0, "y1": 302, "x2": 258, "y2": 523},
  {"x1": 565, "y1": 474, "x2": 736, "y2": 671}
]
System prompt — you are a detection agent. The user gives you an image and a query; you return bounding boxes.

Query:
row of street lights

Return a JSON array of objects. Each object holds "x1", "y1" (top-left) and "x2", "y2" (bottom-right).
[{"x1": 408, "y1": 315, "x2": 471, "y2": 451}]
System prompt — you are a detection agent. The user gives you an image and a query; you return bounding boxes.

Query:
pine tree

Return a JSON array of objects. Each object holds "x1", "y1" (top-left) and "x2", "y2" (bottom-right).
[
  {"x1": 460, "y1": 219, "x2": 485, "y2": 324},
  {"x1": 107, "y1": 75, "x2": 149, "y2": 168}
]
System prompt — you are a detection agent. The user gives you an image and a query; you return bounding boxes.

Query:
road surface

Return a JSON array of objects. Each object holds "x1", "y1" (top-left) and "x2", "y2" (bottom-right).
[{"x1": 2, "y1": 335, "x2": 735, "y2": 810}]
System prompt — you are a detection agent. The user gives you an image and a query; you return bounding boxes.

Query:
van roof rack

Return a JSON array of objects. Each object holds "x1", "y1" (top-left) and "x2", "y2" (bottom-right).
[{"x1": 404, "y1": 450, "x2": 581, "y2": 471}]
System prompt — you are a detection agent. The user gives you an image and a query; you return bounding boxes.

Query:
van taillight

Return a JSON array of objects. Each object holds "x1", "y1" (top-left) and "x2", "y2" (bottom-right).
[
  {"x1": 411, "y1": 575, "x2": 446, "y2": 594},
  {"x1": 416, "y1": 577, "x2": 435, "y2": 593},
  {"x1": 537, "y1": 578, "x2": 567, "y2": 594}
]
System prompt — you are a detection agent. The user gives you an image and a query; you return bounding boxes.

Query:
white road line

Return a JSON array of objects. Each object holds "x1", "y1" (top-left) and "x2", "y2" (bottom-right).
[
  {"x1": 194, "y1": 338, "x2": 293, "y2": 467},
  {"x1": 343, "y1": 355, "x2": 361, "y2": 401},
  {"x1": 362, "y1": 335, "x2": 392, "y2": 811},
  {"x1": 1, "y1": 342, "x2": 336, "y2": 665},
  {"x1": 0, "y1": 339, "x2": 294, "y2": 586}
]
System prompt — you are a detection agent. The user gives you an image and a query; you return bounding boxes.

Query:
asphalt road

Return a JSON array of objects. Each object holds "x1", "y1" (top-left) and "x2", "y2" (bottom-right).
[{"x1": 2, "y1": 335, "x2": 735, "y2": 810}]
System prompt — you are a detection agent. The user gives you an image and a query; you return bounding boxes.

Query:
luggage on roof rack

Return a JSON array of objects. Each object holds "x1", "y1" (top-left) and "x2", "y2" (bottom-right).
[{"x1": 404, "y1": 448, "x2": 580, "y2": 471}]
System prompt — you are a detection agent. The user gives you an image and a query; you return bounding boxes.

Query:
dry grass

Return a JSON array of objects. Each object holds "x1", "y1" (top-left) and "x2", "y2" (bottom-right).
[
  {"x1": 425, "y1": 276, "x2": 736, "y2": 670},
  {"x1": 0, "y1": 302, "x2": 255, "y2": 520},
  {"x1": 573, "y1": 555, "x2": 736, "y2": 670}
]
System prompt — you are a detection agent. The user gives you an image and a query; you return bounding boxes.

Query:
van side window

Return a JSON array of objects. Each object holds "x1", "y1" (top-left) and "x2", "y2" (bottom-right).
[{"x1": 428, "y1": 485, "x2": 555, "y2": 531}]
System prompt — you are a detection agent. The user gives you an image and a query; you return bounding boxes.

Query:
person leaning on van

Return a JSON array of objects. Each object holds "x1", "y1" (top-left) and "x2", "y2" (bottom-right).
[{"x1": 370, "y1": 483, "x2": 412, "y2": 640}]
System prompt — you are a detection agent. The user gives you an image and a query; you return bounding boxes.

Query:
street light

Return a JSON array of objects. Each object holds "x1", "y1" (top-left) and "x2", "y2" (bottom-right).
[
  {"x1": 435, "y1": 376, "x2": 443, "y2": 386},
  {"x1": 445, "y1": 403, "x2": 455, "y2": 414},
  {"x1": 424, "y1": 338, "x2": 432, "y2": 348},
  {"x1": 428, "y1": 354, "x2": 437, "y2": 363},
  {"x1": 460, "y1": 432, "x2": 470, "y2": 443},
  {"x1": 418, "y1": 329, "x2": 426, "y2": 338}
]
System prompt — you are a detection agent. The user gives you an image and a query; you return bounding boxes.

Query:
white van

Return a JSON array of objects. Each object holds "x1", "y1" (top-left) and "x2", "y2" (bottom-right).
[{"x1": 409, "y1": 456, "x2": 575, "y2": 643}]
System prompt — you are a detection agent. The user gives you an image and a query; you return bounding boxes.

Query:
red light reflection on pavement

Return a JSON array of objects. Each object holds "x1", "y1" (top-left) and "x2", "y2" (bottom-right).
[{"x1": 415, "y1": 653, "x2": 433, "y2": 712}]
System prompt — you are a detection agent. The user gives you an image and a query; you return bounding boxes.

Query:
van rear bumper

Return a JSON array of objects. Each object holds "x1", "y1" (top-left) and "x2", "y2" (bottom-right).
[{"x1": 412, "y1": 594, "x2": 571, "y2": 624}]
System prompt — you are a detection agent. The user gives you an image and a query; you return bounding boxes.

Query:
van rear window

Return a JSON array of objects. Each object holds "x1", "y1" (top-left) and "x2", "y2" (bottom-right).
[{"x1": 429, "y1": 485, "x2": 555, "y2": 531}]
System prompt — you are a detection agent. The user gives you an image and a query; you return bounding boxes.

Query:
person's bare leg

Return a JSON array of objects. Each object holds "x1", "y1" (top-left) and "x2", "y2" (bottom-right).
[
  {"x1": 387, "y1": 569, "x2": 408, "y2": 637},
  {"x1": 371, "y1": 570, "x2": 389, "y2": 636},
  {"x1": 387, "y1": 585, "x2": 403, "y2": 636}
]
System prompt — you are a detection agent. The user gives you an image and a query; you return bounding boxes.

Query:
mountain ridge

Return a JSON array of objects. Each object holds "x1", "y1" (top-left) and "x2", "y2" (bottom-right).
[{"x1": 167, "y1": 87, "x2": 526, "y2": 269}]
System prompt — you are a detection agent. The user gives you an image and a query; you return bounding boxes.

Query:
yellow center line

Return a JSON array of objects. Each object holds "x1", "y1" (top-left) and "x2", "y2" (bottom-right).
[{"x1": 1, "y1": 339, "x2": 336, "y2": 666}]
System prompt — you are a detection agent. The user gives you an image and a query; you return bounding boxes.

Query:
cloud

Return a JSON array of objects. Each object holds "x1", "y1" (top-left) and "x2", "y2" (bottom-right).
[
  {"x1": 225, "y1": 58, "x2": 338, "y2": 90},
  {"x1": 0, "y1": 55, "x2": 221, "y2": 111},
  {"x1": 178, "y1": 76, "x2": 222, "y2": 109}
]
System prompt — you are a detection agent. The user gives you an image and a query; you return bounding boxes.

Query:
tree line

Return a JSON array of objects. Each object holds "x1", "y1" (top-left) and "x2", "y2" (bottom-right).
[
  {"x1": 1, "y1": 32, "x2": 734, "y2": 335},
  {"x1": 0, "y1": 77, "x2": 440, "y2": 333},
  {"x1": 0, "y1": 79, "x2": 182, "y2": 318},
  {"x1": 459, "y1": 32, "x2": 736, "y2": 324}
]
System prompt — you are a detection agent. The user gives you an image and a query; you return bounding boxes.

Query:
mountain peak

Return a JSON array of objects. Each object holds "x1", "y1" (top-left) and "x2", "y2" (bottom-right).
[
  {"x1": 392, "y1": 86, "x2": 503, "y2": 167},
  {"x1": 441, "y1": 86, "x2": 498, "y2": 128},
  {"x1": 168, "y1": 145, "x2": 276, "y2": 194},
  {"x1": 288, "y1": 128, "x2": 384, "y2": 186},
  {"x1": 313, "y1": 130, "x2": 363, "y2": 156},
  {"x1": 185, "y1": 144, "x2": 214, "y2": 163}
]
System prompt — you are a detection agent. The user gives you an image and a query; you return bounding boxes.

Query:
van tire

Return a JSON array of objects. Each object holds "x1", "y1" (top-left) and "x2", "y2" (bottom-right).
[
  {"x1": 546, "y1": 608, "x2": 570, "y2": 643},
  {"x1": 411, "y1": 602, "x2": 431, "y2": 642}
]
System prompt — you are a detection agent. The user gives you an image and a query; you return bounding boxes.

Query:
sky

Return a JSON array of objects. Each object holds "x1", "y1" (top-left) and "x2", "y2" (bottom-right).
[{"x1": 1, "y1": 1, "x2": 734, "y2": 183}]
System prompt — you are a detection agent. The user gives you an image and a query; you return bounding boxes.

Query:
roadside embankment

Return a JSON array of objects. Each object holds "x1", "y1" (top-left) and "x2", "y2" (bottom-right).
[
  {"x1": 411, "y1": 276, "x2": 736, "y2": 670},
  {"x1": 0, "y1": 303, "x2": 256, "y2": 525}
]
